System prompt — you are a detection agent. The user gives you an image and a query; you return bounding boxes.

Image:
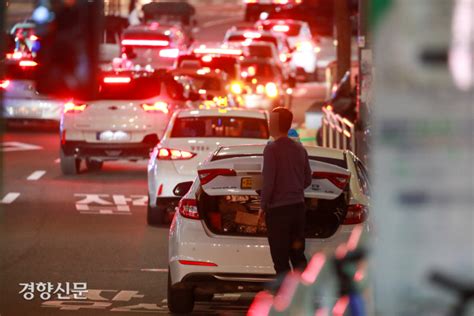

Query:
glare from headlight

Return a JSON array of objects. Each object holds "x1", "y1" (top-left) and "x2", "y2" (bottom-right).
[{"x1": 265, "y1": 82, "x2": 278, "y2": 98}]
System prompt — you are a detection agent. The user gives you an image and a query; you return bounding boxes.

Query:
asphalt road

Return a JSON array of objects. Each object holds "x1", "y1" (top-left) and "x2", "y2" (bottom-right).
[{"x1": 0, "y1": 4, "x2": 328, "y2": 316}]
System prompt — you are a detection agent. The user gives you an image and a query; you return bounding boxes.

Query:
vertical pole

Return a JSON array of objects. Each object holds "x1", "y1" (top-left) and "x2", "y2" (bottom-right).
[
  {"x1": 322, "y1": 118, "x2": 327, "y2": 147},
  {"x1": 335, "y1": 0, "x2": 352, "y2": 97}
]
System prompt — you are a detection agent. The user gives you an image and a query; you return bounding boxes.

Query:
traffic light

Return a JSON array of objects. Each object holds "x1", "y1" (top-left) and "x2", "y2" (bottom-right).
[{"x1": 34, "y1": 0, "x2": 104, "y2": 100}]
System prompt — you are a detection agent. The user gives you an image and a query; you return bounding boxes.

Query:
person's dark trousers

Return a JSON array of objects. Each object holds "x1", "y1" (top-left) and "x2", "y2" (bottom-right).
[{"x1": 265, "y1": 202, "x2": 308, "y2": 275}]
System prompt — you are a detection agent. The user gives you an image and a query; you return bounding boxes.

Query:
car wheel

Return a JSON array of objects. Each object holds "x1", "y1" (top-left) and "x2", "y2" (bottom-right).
[
  {"x1": 167, "y1": 271, "x2": 194, "y2": 314},
  {"x1": 86, "y1": 159, "x2": 103, "y2": 171},
  {"x1": 60, "y1": 149, "x2": 80, "y2": 175},
  {"x1": 147, "y1": 197, "x2": 165, "y2": 225}
]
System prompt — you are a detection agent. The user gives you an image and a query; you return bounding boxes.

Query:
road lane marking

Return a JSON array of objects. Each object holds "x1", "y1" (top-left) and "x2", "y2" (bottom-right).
[
  {"x1": 0, "y1": 142, "x2": 42, "y2": 152},
  {"x1": 27, "y1": 170, "x2": 46, "y2": 180},
  {"x1": 140, "y1": 268, "x2": 168, "y2": 273},
  {"x1": 0, "y1": 192, "x2": 20, "y2": 204}
]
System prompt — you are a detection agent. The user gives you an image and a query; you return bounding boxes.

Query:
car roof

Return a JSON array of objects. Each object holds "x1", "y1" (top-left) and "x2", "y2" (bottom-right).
[
  {"x1": 215, "y1": 144, "x2": 347, "y2": 160},
  {"x1": 228, "y1": 30, "x2": 278, "y2": 38},
  {"x1": 177, "y1": 108, "x2": 267, "y2": 119}
]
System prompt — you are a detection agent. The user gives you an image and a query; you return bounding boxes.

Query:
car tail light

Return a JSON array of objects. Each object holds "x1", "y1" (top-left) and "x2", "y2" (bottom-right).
[
  {"x1": 159, "y1": 48, "x2": 179, "y2": 58},
  {"x1": 198, "y1": 168, "x2": 236, "y2": 185},
  {"x1": 19, "y1": 60, "x2": 37, "y2": 67},
  {"x1": 64, "y1": 101, "x2": 87, "y2": 114},
  {"x1": 178, "y1": 259, "x2": 217, "y2": 266},
  {"x1": 177, "y1": 199, "x2": 200, "y2": 220},
  {"x1": 265, "y1": 82, "x2": 279, "y2": 98},
  {"x1": 193, "y1": 48, "x2": 242, "y2": 56},
  {"x1": 29, "y1": 35, "x2": 39, "y2": 41},
  {"x1": 312, "y1": 172, "x2": 350, "y2": 189},
  {"x1": 0, "y1": 80, "x2": 10, "y2": 89},
  {"x1": 244, "y1": 32, "x2": 262, "y2": 39},
  {"x1": 141, "y1": 101, "x2": 169, "y2": 113},
  {"x1": 273, "y1": 25, "x2": 290, "y2": 32},
  {"x1": 343, "y1": 204, "x2": 368, "y2": 225},
  {"x1": 157, "y1": 148, "x2": 196, "y2": 160},
  {"x1": 273, "y1": 0, "x2": 289, "y2": 3},
  {"x1": 103, "y1": 76, "x2": 131, "y2": 84},
  {"x1": 121, "y1": 39, "x2": 169, "y2": 47}
]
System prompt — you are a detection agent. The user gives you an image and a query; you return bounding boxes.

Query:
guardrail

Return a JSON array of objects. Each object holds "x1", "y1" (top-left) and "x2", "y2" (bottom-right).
[
  {"x1": 321, "y1": 106, "x2": 356, "y2": 152},
  {"x1": 248, "y1": 225, "x2": 369, "y2": 316}
]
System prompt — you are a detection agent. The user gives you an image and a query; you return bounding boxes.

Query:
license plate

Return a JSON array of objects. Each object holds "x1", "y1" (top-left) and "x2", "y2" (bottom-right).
[
  {"x1": 97, "y1": 131, "x2": 131, "y2": 142},
  {"x1": 241, "y1": 177, "x2": 253, "y2": 189}
]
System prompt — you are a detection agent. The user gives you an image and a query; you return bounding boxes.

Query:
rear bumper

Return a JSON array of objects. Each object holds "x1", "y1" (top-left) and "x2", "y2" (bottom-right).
[
  {"x1": 171, "y1": 272, "x2": 271, "y2": 294},
  {"x1": 62, "y1": 135, "x2": 158, "y2": 159}
]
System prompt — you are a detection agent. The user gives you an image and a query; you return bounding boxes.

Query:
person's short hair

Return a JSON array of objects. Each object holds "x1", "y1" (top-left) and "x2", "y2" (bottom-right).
[{"x1": 272, "y1": 107, "x2": 293, "y2": 133}]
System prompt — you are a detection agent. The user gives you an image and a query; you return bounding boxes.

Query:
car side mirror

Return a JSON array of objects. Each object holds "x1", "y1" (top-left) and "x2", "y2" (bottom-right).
[{"x1": 173, "y1": 181, "x2": 193, "y2": 197}]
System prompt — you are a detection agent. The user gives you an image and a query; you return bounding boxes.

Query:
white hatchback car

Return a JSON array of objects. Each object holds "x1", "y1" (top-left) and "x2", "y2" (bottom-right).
[
  {"x1": 147, "y1": 108, "x2": 270, "y2": 225},
  {"x1": 167, "y1": 144, "x2": 369, "y2": 313},
  {"x1": 60, "y1": 71, "x2": 193, "y2": 175}
]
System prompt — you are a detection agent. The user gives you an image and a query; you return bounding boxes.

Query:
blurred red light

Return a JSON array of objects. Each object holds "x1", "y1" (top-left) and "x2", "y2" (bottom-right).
[
  {"x1": 121, "y1": 39, "x2": 169, "y2": 47},
  {"x1": 103, "y1": 76, "x2": 131, "y2": 84}
]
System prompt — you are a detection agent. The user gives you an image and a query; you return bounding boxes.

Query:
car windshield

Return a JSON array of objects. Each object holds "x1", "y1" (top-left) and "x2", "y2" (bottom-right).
[{"x1": 171, "y1": 116, "x2": 269, "y2": 139}]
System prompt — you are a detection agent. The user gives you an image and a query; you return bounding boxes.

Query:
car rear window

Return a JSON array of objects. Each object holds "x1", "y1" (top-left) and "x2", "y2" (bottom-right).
[
  {"x1": 171, "y1": 116, "x2": 269, "y2": 139},
  {"x1": 240, "y1": 62, "x2": 279, "y2": 80},
  {"x1": 84, "y1": 77, "x2": 162, "y2": 100},
  {"x1": 246, "y1": 45, "x2": 274, "y2": 58},
  {"x1": 260, "y1": 23, "x2": 302, "y2": 37},
  {"x1": 228, "y1": 35, "x2": 278, "y2": 48},
  {"x1": 177, "y1": 56, "x2": 237, "y2": 78},
  {"x1": 211, "y1": 152, "x2": 347, "y2": 168}
]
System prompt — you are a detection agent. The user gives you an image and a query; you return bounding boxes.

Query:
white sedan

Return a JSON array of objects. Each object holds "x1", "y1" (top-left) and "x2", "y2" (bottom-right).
[
  {"x1": 60, "y1": 71, "x2": 192, "y2": 175},
  {"x1": 256, "y1": 19, "x2": 319, "y2": 80},
  {"x1": 167, "y1": 144, "x2": 370, "y2": 313},
  {"x1": 147, "y1": 108, "x2": 270, "y2": 225}
]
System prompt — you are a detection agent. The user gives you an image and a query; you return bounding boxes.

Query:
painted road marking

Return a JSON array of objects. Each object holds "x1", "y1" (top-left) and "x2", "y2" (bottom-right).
[
  {"x1": 140, "y1": 268, "x2": 168, "y2": 273},
  {"x1": 74, "y1": 194, "x2": 147, "y2": 215},
  {"x1": 0, "y1": 192, "x2": 20, "y2": 204},
  {"x1": 0, "y1": 142, "x2": 42, "y2": 152},
  {"x1": 27, "y1": 170, "x2": 46, "y2": 181},
  {"x1": 201, "y1": 17, "x2": 240, "y2": 28},
  {"x1": 41, "y1": 288, "x2": 250, "y2": 313}
]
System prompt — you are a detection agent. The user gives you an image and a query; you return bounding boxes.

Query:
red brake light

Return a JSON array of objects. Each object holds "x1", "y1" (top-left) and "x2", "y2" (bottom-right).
[
  {"x1": 244, "y1": 0, "x2": 257, "y2": 3},
  {"x1": 19, "y1": 60, "x2": 37, "y2": 67},
  {"x1": 29, "y1": 35, "x2": 39, "y2": 41},
  {"x1": 141, "y1": 101, "x2": 169, "y2": 113},
  {"x1": 159, "y1": 48, "x2": 179, "y2": 58},
  {"x1": 0, "y1": 80, "x2": 10, "y2": 89},
  {"x1": 198, "y1": 168, "x2": 237, "y2": 185},
  {"x1": 273, "y1": 0, "x2": 289, "y2": 3},
  {"x1": 177, "y1": 199, "x2": 200, "y2": 220},
  {"x1": 103, "y1": 76, "x2": 131, "y2": 84},
  {"x1": 193, "y1": 48, "x2": 242, "y2": 56},
  {"x1": 179, "y1": 260, "x2": 217, "y2": 266},
  {"x1": 272, "y1": 25, "x2": 290, "y2": 32},
  {"x1": 157, "y1": 148, "x2": 196, "y2": 160},
  {"x1": 121, "y1": 39, "x2": 169, "y2": 47},
  {"x1": 312, "y1": 172, "x2": 350, "y2": 189},
  {"x1": 64, "y1": 101, "x2": 87, "y2": 114},
  {"x1": 343, "y1": 204, "x2": 368, "y2": 225}
]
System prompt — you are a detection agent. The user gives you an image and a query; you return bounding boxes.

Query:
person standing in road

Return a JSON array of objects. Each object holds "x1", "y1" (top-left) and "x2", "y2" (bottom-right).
[{"x1": 261, "y1": 107, "x2": 312, "y2": 276}]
